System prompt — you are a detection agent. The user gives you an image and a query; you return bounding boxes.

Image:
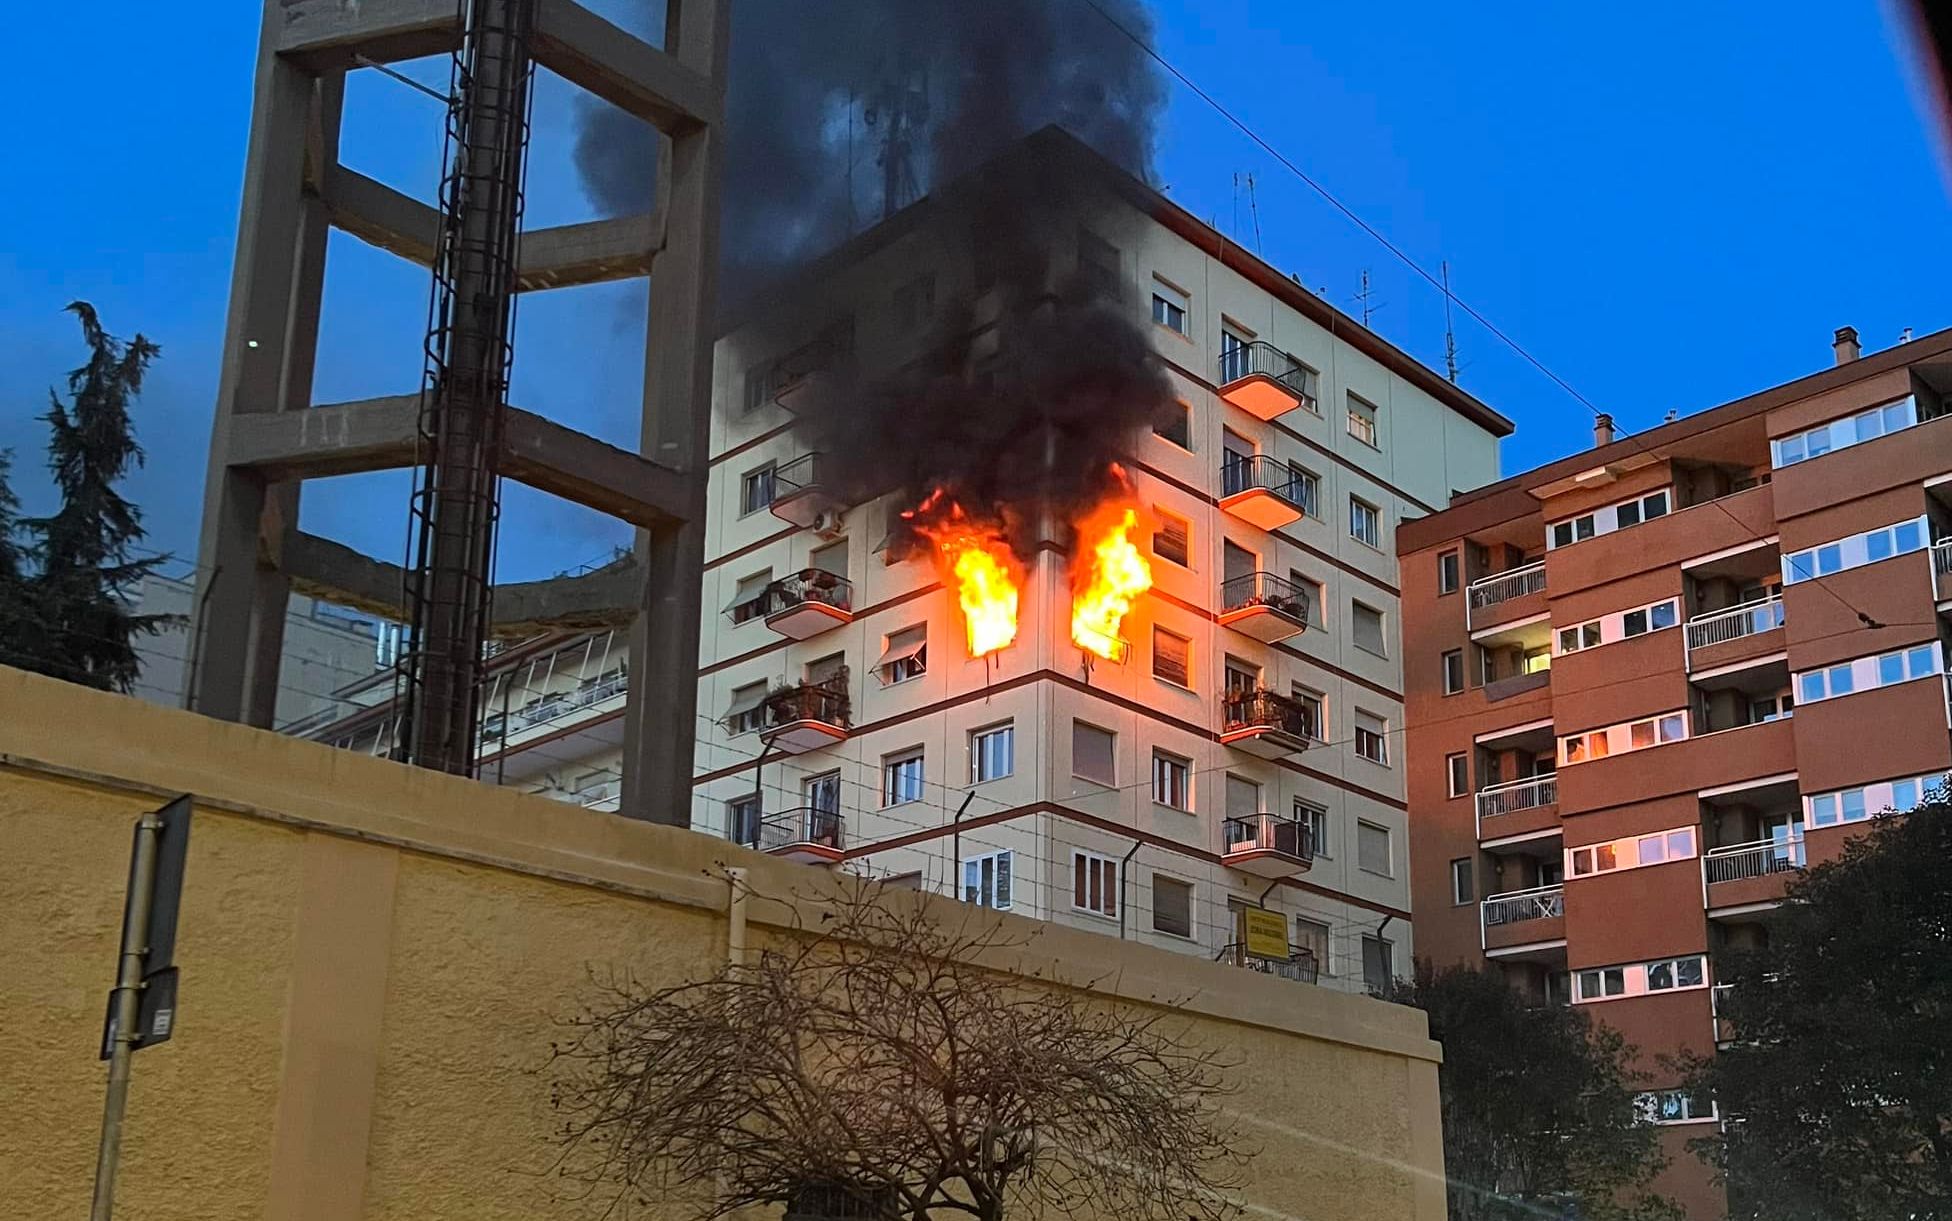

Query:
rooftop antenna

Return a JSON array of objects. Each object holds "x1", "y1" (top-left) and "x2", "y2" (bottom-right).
[
  {"x1": 1354, "y1": 268, "x2": 1378, "y2": 328},
  {"x1": 1441, "y1": 260, "x2": 1459, "y2": 384},
  {"x1": 1231, "y1": 171, "x2": 1241, "y2": 238},
  {"x1": 1245, "y1": 171, "x2": 1264, "y2": 255},
  {"x1": 865, "y1": 61, "x2": 928, "y2": 221}
]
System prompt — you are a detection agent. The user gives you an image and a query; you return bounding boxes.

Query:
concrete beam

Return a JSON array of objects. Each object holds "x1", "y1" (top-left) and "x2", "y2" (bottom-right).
[
  {"x1": 285, "y1": 531, "x2": 642, "y2": 635},
  {"x1": 225, "y1": 396, "x2": 688, "y2": 526},
  {"x1": 517, "y1": 212, "x2": 663, "y2": 290},
  {"x1": 275, "y1": 0, "x2": 461, "y2": 70},
  {"x1": 320, "y1": 167, "x2": 440, "y2": 269},
  {"x1": 532, "y1": 0, "x2": 718, "y2": 133}
]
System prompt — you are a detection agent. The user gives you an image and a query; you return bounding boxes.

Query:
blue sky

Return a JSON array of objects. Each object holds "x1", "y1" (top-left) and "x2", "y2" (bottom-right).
[{"x1": 2, "y1": 2, "x2": 1946, "y2": 585}]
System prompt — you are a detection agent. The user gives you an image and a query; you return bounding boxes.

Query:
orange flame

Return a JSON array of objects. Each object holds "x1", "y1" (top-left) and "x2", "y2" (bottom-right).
[
  {"x1": 1070, "y1": 494, "x2": 1153, "y2": 663},
  {"x1": 905, "y1": 492, "x2": 1023, "y2": 658}
]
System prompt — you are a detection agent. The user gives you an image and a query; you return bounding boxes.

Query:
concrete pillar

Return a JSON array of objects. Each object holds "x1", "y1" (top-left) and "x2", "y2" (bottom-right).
[{"x1": 621, "y1": 0, "x2": 728, "y2": 826}]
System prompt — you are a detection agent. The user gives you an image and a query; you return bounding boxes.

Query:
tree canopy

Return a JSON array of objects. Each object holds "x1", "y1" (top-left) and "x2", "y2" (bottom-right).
[
  {"x1": 1393, "y1": 962, "x2": 1678, "y2": 1221},
  {"x1": 1684, "y1": 799, "x2": 1952, "y2": 1221},
  {"x1": 0, "y1": 302, "x2": 168, "y2": 691},
  {"x1": 547, "y1": 884, "x2": 1247, "y2": 1221}
]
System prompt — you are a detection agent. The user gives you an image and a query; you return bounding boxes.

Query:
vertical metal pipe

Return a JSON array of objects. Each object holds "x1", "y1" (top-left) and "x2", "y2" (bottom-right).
[{"x1": 90, "y1": 813, "x2": 161, "y2": 1221}]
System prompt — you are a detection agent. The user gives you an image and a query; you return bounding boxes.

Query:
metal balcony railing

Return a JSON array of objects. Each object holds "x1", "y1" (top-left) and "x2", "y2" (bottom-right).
[
  {"x1": 1219, "y1": 571, "x2": 1311, "y2": 622},
  {"x1": 746, "y1": 806, "x2": 844, "y2": 854},
  {"x1": 762, "y1": 677, "x2": 851, "y2": 731},
  {"x1": 1482, "y1": 884, "x2": 1564, "y2": 935},
  {"x1": 1685, "y1": 596, "x2": 1784, "y2": 653},
  {"x1": 1221, "y1": 687, "x2": 1315, "y2": 742},
  {"x1": 1217, "y1": 941, "x2": 1320, "y2": 985},
  {"x1": 1217, "y1": 340, "x2": 1317, "y2": 410},
  {"x1": 1464, "y1": 561, "x2": 1546, "y2": 626},
  {"x1": 1933, "y1": 539, "x2": 1952, "y2": 601},
  {"x1": 764, "y1": 568, "x2": 854, "y2": 615},
  {"x1": 1220, "y1": 454, "x2": 1312, "y2": 511},
  {"x1": 1222, "y1": 813, "x2": 1316, "y2": 860},
  {"x1": 1703, "y1": 836, "x2": 1804, "y2": 885},
  {"x1": 1476, "y1": 774, "x2": 1558, "y2": 823},
  {"x1": 772, "y1": 451, "x2": 828, "y2": 497}
]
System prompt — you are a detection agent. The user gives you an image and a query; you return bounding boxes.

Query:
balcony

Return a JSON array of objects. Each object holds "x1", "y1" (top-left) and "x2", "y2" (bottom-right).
[
  {"x1": 1704, "y1": 834, "x2": 1803, "y2": 914},
  {"x1": 1217, "y1": 941, "x2": 1320, "y2": 985},
  {"x1": 1464, "y1": 561, "x2": 1546, "y2": 630},
  {"x1": 1476, "y1": 774, "x2": 1558, "y2": 837},
  {"x1": 769, "y1": 453, "x2": 846, "y2": 530},
  {"x1": 1221, "y1": 813, "x2": 1315, "y2": 879},
  {"x1": 1481, "y1": 884, "x2": 1565, "y2": 953},
  {"x1": 1220, "y1": 688, "x2": 1313, "y2": 760},
  {"x1": 1217, "y1": 340, "x2": 1317, "y2": 420},
  {"x1": 741, "y1": 806, "x2": 845, "y2": 865},
  {"x1": 762, "y1": 569, "x2": 854, "y2": 640},
  {"x1": 1218, "y1": 455, "x2": 1311, "y2": 531},
  {"x1": 759, "y1": 676, "x2": 851, "y2": 754},
  {"x1": 1684, "y1": 596, "x2": 1784, "y2": 673},
  {"x1": 767, "y1": 324, "x2": 851, "y2": 412},
  {"x1": 1934, "y1": 538, "x2": 1952, "y2": 603},
  {"x1": 1218, "y1": 571, "x2": 1310, "y2": 644}
]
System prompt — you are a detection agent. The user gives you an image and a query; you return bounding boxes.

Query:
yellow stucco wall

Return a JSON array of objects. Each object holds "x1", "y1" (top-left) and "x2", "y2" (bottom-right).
[{"x1": 0, "y1": 665, "x2": 1444, "y2": 1220}]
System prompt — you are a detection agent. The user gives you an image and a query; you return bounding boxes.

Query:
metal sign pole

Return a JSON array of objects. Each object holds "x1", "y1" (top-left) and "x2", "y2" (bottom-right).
[
  {"x1": 89, "y1": 813, "x2": 161, "y2": 1221},
  {"x1": 88, "y1": 794, "x2": 192, "y2": 1221}
]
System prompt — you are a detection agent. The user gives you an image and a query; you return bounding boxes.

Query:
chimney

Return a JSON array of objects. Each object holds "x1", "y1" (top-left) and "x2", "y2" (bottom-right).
[
  {"x1": 1833, "y1": 326, "x2": 1861, "y2": 365},
  {"x1": 1593, "y1": 412, "x2": 1615, "y2": 448}
]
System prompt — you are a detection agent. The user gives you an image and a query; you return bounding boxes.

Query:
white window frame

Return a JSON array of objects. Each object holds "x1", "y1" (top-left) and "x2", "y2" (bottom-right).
[
  {"x1": 1450, "y1": 857, "x2": 1474, "y2": 906},
  {"x1": 739, "y1": 462, "x2": 777, "y2": 516},
  {"x1": 1294, "y1": 917, "x2": 1332, "y2": 974},
  {"x1": 1442, "y1": 649, "x2": 1465, "y2": 694},
  {"x1": 1806, "y1": 770, "x2": 1949, "y2": 829},
  {"x1": 1349, "y1": 496, "x2": 1382, "y2": 549},
  {"x1": 1295, "y1": 798, "x2": 1330, "y2": 858},
  {"x1": 1546, "y1": 488, "x2": 1671, "y2": 550},
  {"x1": 1794, "y1": 641, "x2": 1941, "y2": 705},
  {"x1": 1291, "y1": 685, "x2": 1326, "y2": 740},
  {"x1": 1352, "y1": 601, "x2": 1388, "y2": 658},
  {"x1": 1152, "y1": 749, "x2": 1192, "y2": 810},
  {"x1": 1783, "y1": 516, "x2": 1927, "y2": 584},
  {"x1": 1290, "y1": 464, "x2": 1321, "y2": 518},
  {"x1": 970, "y1": 722, "x2": 1015, "y2": 784},
  {"x1": 1346, "y1": 392, "x2": 1379, "y2": 448},
  {"x1": 1574, "y1": 954, "x2": 1708, "y2": 1004},
  {"x1": 882, "y1": 749, "x2": 925, "y2": 807},
  {"x1": 1771, "y1": 396, "x2": 1918, "y2": 468},
  {"x1": 877, "y1": 624, "x2": 928, "y2": 686},
  {"x1": 1438, "y1": 550, "x2": 1461, "y2": 595},
  {"x1": 725, "y1": 680, "x2": 768, "y2": 736},
  {"x1": 1150, "y1": 278, "x2": 1190, "y2": 335},
  {"x1": 1567, "y1": 825, "x2": 1698, "y2": 878},
  {"x1": 1559, "y1": 710, "x2": 1689, "y2": 766},
  {"x1": 1446, "y1": 753, "x2": 1469, "y2": 798},
  {"x1": 1072, "y1": 850, "x2": 1119, "y2": 919},
  {"x1": 1553, "y1": 598, "x2": 1682, "y2": 655},
  {"x1": 1636, "y1": 1089, "x2": 1718, "y2": 1126},
  {"x1": 963, "y1": 850, "x2": 1012, "y2": 909},
  {"x1": 1354, "y1": 710, "x2": 1389, "y2": 765}
]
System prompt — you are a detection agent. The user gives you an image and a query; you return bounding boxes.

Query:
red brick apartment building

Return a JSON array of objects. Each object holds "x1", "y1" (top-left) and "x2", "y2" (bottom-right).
[{"x1": 1398, "y1": 325, "x2": 1952, "y2": 1216}]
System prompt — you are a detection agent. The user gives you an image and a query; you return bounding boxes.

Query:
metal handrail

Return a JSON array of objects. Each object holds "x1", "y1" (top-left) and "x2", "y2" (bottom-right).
[
  {"x1": 1222, "y1": 813, "x2": 1315, "y2": 860},
  {"x1": 748, "y1": 806, "x2": 844, "y2": 853},
  {"x1": 1216, "y1": 941, "x2": 1320, "y2": 985},
  {"x1": 1685, "y1": 596, "x2": 1784, "y2": 651},
  {"x1": 762, "y1": 675, "x2": 851, "y2": 731},
  {"x1": 1219, "y1": 571, "x2": 1311, "y2": 622},
  {"x1": 1465, "y1": 560, "x2": 1546, "y2": 617},
  {"x1": 1217, "y1": 340, "x2": 1317, "y2": 409},
  {"x1": 1476, "y1": 774, "x2": 1558, "y2": 821},
  {"x1": 772, "y1": 452, "x2": 827, "y2": 497},
  {"x1": 1703, "y1": 835, "x2": 1804, "y2": 884},
  {"x1": 1221, "y1": 687, "x2": 1315, "y2": 742},
  {"x1": 1220, "y1": 454, "x2": 1310, "y2": 509},
  {"x1": 764, "y1": 568, "x2": 855, "y2": 614},
  {"x1": 1482, "y1": 884, "x2": 1564, "y2": 928}
]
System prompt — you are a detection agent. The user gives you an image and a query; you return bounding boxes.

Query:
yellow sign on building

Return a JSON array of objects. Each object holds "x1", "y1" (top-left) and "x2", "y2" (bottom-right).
[{"x1": 1241, "y1": 906, "x2": 1290, "y2": 959}]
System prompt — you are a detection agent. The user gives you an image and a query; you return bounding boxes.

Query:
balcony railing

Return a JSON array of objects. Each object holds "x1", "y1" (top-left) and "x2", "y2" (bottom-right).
[
  {"x1": 486, "y1": 667, "x2": 629, "y2": 747},
  {"x1": 1703, "y1": 835, "x2": 1804, "y2": 885},
  {"x1": 1220, "y1": 454, "x2": 1313, "y2": 512},
  {"x1": 1217, "y1": 340, "x2": 1317, "y2": 412},
  {"x1": 746, "y1": 806, "x2": 844, "y2": 854},
  {"x1": 1482, "y1": 884, "x2": 1564, "y2": 932},
  {"x1": 1220, "y1": 687, "x2": 1315, "y2": 742},
  {"x1": 1217, "y1": 941, "x2": 1320, "y2": 985},
  {"x1": 1222, "y1": 813, "x2": 1315, "y2": 860},
  {"x1": 1465, "y1": 561, "x2": 1546, "y2": 626},
  {"x1": 1219, "y1": 571, "x2": 1311, "y2": 622},
  {"x1": 1685, "y1": 596, "x2": 1784, "y2": 654},
  {"x1": 1933, "y1": 538, "x2": 1952, "y2": 601},
  {"x1": 763, "y1": 678, "x2": 850, "y2": 730},
  {"x1": 764, "y1": 569, "x2": 854, "y2": 615},
  {"x1": 1476, "y1": 774, "x2": 1558, "y2": 824}
]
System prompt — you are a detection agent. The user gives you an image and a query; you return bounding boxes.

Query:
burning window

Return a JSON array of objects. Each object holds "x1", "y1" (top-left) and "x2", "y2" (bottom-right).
[{"x1": 1151, "y1": 626, "x2": 1191, "y2": 688}]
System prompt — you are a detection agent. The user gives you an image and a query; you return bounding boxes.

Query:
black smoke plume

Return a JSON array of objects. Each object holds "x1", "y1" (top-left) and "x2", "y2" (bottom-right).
[{"x1": 573, "y1": 0, "x2": 1175, "y2": 555}]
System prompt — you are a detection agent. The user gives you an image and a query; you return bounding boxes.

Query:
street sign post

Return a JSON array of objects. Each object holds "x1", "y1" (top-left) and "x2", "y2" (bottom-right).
[{"x1": 90, "y1": 794, "x2": 192, "y2": 1221}]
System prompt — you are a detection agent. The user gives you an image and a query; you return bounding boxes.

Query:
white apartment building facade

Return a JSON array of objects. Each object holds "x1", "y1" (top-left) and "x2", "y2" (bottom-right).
[{"x1": 297, "y1": 132, "x2": 1508, "y2": 995}]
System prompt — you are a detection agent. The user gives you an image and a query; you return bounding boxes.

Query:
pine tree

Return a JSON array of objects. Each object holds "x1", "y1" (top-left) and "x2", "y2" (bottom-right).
[
  {"x1": 6, "y1": 302, "x2": 170, "y2": 692},
  {"x1": 0, "y1": 450, "x2": 36, "y2": 667}
]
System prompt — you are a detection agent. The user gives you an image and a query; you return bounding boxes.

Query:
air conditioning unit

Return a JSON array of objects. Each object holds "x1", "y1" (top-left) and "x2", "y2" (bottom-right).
[{"x1": 809, "y1": 508, "x2": 845, "y2": 537}]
